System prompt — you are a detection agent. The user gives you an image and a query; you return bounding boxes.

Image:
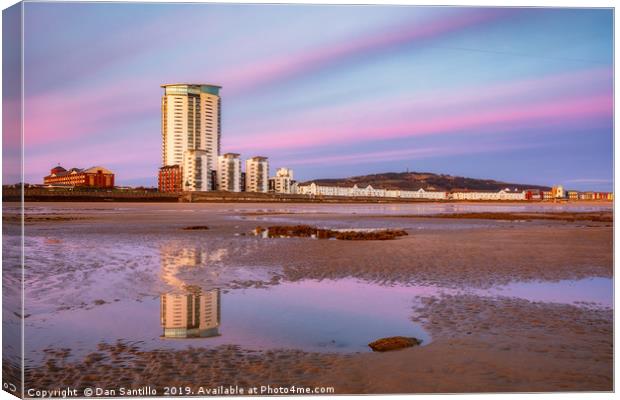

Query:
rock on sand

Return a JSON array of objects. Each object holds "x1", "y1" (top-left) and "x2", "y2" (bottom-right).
[{"x1": 368, "y1": 336, "x2": 422, "y2": 352}]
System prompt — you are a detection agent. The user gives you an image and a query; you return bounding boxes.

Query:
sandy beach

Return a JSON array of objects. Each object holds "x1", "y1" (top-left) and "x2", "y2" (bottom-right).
[{"x1": 4, "y1": 201, "x2": 612, "y2": 395}]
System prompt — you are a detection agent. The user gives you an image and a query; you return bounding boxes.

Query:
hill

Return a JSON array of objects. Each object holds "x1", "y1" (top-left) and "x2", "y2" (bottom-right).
[{"x1": 302, "y1": 172, "x2": 551, "y2": 192}]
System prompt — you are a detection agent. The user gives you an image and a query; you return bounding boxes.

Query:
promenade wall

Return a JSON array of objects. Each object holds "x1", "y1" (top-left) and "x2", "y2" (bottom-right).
[
  {"x1": 3, "y1": 188, "x2": 609, "y2": 204},
  {"x1": 5, "y1": 188, "x2": 434, "y2": 203},
  {"x1": 3, "y1": 188, "x2": 180, "y2": 202}
]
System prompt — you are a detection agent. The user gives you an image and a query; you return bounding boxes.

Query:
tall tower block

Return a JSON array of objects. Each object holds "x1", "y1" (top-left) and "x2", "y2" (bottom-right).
[{"x1": 160, "y1": 83, "x2": 221, "y2": 191}]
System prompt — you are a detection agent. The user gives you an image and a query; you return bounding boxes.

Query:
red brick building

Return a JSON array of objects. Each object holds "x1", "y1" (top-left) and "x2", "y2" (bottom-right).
[
  {"x1": 44, "y1": 165, "x2": 115, "y2": 187},
  {"x1": 159, "y1": 165, "x2": 182, "y2": 193}
]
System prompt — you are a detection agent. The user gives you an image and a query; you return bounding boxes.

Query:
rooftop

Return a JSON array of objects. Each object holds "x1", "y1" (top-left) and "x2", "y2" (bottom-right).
[
  {"x1": 162, "y1": 83, "x2": 221, "y2": 96},
  {"x1": 45, "y1": 165, "x2": 114, "y2": 177},
  {"x1": 160, "y1": 83, "x2": 222, "y2": 88}
]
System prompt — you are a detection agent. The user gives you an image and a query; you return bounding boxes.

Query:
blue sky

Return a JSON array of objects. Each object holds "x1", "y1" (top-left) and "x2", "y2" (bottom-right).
[{"x1": 6, "y1": 3, "x2": 614, "y2": 190}]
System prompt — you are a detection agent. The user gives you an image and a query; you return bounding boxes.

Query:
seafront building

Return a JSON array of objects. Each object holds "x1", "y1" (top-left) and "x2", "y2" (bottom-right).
[
  {"x1": 44, "y1": 165, "x2": 115, "y2": 188},
  {"x1": 399, "y1": 188, "x2": 446, "y2": 199},
  {"x1": 217, "y1": 153, "x2": 242, "y2": 192},
  {"x1": 159, "y1": 83, "x2": 222, "y2": 192},
  {"x1": 245, "y1": 156, "x2": 269, "y2": 193},
  {"x1": 297, "y1": 183, "x2": 350, "y2": 197},
  {"x1": 450, "y1": 189, "x2": 526, "y2": 201},
  {"x1": 271, "y1": 167, "x2": 295, "y2": 194},
  {"x1": 579, "y1": 191, "x2": 614, "y2": 201},
  {"x1": 294, "y1": 183, "x2": 589, "y2": 201},
  {"x1": 158, "y1": 165, "x2": 182, "y2": 193},
  {"x1": 551, "y1": 185, "x2": 565, "y2": 198},
  {"x1": 295, "y1": 183, "x2": 611, "y2": 201},
  {"x1": 297, "y1": 183, "x2": 448, "y2": 199}
]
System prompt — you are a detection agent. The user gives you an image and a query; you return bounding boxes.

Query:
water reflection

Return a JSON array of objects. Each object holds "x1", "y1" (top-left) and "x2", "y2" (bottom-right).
[
  {"x1": 160, "y1": 286, "x2": 221, "y2": 339},
  {"x1": 159, "y1": 243, "x2": 225, "y2": 339},
  {"x1": 160, "y1": 244, "x2": 229, "y2": 290}
]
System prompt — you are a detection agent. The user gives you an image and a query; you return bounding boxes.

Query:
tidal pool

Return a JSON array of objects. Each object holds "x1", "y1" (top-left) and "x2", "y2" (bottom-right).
[
  {"x1": 480, "y1": 277, "x2": 613, "y2": 307},
  {"x1": 24, "y1": 275, "x2": 613, "y2": 366},
  {"x1": 25, "y1": 279, "x2": 432, "y2": 365}
]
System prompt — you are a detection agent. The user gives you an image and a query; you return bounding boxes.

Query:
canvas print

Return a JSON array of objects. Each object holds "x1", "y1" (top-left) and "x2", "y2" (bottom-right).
[{"x1": 1, "y1": 1, "x2": 614, "y2": 398}]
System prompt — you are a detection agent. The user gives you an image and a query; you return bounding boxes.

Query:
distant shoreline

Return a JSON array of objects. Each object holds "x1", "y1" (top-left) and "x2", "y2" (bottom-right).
[{"x1": 1, "y1": 188, "x2": 613, "y2": 205}]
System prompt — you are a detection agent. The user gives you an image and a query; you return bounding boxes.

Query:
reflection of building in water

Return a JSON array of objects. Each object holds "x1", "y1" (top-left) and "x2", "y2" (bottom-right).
[
  {"x1": 160, "y1": 286, "x2": 221, "y2": 338},
  {"x1": 159, "y1": 244, "x2": 228, "y2": 290},
  {"x1": 160, "y1": 246, "x2": 208, "y2": 290},
  {"x1": 159, "y1": 243, "x2": 227, "y2": 338}
]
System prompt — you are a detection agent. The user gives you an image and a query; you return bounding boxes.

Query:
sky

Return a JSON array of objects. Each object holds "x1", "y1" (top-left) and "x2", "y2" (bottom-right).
[{"x1": 3, "y1": 3, "x2": 614, "y2": 190}]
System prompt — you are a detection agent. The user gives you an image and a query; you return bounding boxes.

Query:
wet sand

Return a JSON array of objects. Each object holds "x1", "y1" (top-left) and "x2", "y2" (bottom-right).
[
  {"x1": 385, "y1": 211, "x2": 613, "y2": 222},
  {"x1": 237, "y1": 224, "x2": 612, "y2": 287},
  {"x1": 23, "y1": 296, "x2": 612, "y2": 393},
  {"x1": 6, "y1": 202, "x2": 613, "y2": 394}
]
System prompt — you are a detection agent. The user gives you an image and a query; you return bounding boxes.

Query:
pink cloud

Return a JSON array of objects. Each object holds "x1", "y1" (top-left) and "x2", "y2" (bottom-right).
[
  {"x1": 224, "y1": 92, "x2": 612, "y2": 152},
  {"x1": 23, "y1": 81, "x2": 156, "y2": 147},
  {"x1": 221, "y1": 8, "x2": 510, "y2": 96},
  {"x1": 405, "y1": 67, "x2": 611, "y2": 115},
  {"x1": 279, "y1": 142, "x2": 540, "y2": 167},
  {"x1": 228, "y1": 66, "x2": 611, "y2": 137}
]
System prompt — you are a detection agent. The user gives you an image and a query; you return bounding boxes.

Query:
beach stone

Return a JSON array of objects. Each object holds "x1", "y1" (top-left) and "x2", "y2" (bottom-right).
[
  {"x1": 368, "y1": 336, "x2": 421, "y2": 352},
  {"x1": 182, "y1": 225, "x2": 210, "y2": 230}
]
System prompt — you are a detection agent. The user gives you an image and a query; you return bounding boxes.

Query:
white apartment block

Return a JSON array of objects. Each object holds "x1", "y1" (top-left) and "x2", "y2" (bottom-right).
[
  {"x1": 297, "y1": 183, "x2": 529, "y2": 200},
  {"x1": 245, "y1": 156, "x2": 269, "y2": 193},
  {"x1": 297, "y1": 183, "x2": 349, "y2": 196},
  {"x1": 161, "y1": 83, "x2": 221, "y2": 191},
  {"x1": 217, "y1": 153, "x2": 242, "y2": 192},
  {"x1": 290, "y1": 181, "x2": 299, "y2": 194},
  {"x1": 449, "y1": 189, "x2": 526, "y2": 201},
  {"x1": 181, "y1": 150, "x2": 209, "y2": 192},
  {"x1": 400, "y1": 188, "x2": 448, "y2": 199},
  {"x1": 297, "y1": 183, "x2": 448, "y2": 199},
  {"x1": 273, "y1": 167, "x2": 294, "y2": 194}
]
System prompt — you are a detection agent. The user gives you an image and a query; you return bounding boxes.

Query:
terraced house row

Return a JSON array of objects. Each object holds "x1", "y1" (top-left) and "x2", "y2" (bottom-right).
[
  {"x1": 296, "y1": 183, "x2": 524, "y2": 200},
  {"x1": 295, "y1": 184, "x2": 613, "y2": 201}
]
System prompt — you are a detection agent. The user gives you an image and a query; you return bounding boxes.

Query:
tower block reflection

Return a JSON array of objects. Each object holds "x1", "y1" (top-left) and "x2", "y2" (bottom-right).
[{"x1": 160, "y1": 286, "x2": 221, "y2": 338}]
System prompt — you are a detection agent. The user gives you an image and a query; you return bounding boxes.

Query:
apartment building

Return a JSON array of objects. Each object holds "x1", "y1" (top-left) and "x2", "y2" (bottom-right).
[
  {"x1": 272, "y1": 167, "x2": 294, "y2": 194},
  {"x1": 551, "y1": 185, "x2": 565, "y2": 199},
  {"x1": 158, "y1": 165, "x2": 182, "y2": 193},
  {"x1": 297, "y1": 183, "x2": 448, "y2": 199},
  {"x1": 383, "y1": 188, "x2": 447, "y2": 200},
  {"x1": 245, "y1": 156, "x2": 269, "y2": 192},
  {"x1": 160, "y1": 83, "x2": 221, "y2": 192},
  {"x1": 450, "y1": 189, "x2": 526, "y2": 201},
  {"x1": 217, "y1": 153, "x2": 242, "y2": 192}
]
